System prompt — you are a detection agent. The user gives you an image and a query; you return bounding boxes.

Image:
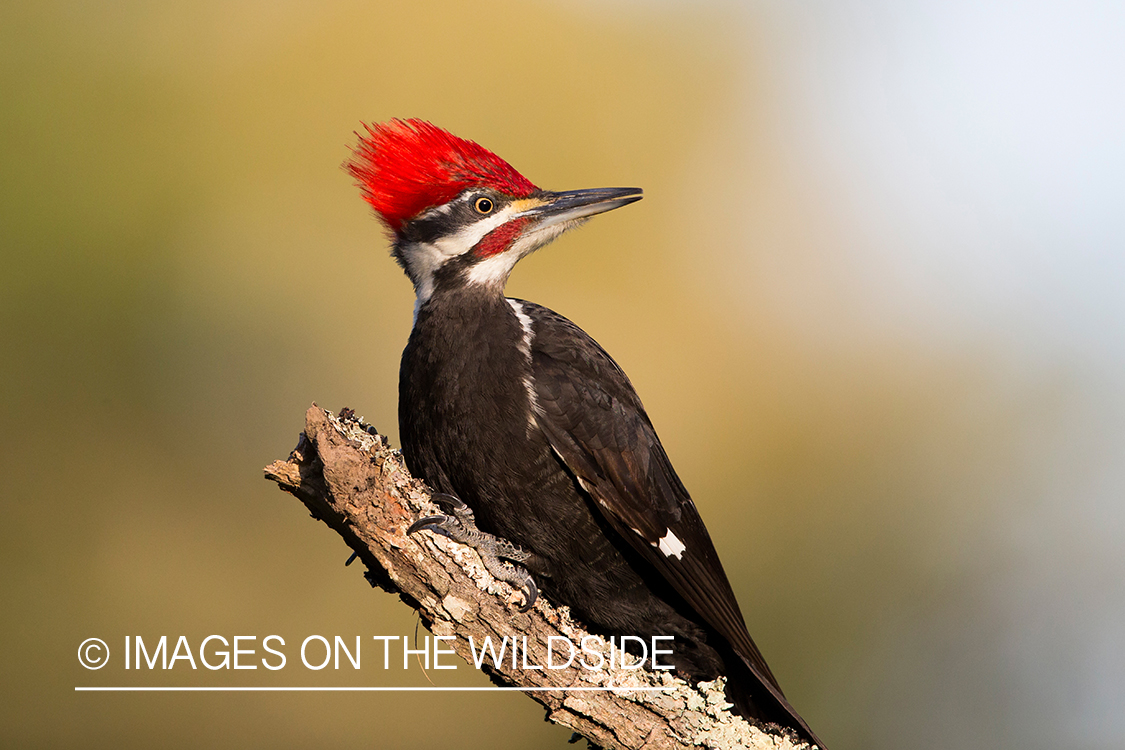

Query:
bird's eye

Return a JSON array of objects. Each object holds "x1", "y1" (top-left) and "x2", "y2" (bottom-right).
[{"x1": 474, "y1": 197, "x2": 494, "y2": 214}]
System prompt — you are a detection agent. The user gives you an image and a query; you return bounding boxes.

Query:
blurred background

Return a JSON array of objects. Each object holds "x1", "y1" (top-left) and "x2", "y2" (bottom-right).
[{"x1": 3, "y1": 1, "x2": 1123, "y2": 748}]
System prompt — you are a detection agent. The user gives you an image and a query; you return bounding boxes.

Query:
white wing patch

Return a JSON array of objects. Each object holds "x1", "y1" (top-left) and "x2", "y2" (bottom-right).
[
  {"x1": 656, "y1": 529, "x2": 686, "y2": 559},
  {"x1": 576, "y1": 481, "x2": 687, "y2": 561}
]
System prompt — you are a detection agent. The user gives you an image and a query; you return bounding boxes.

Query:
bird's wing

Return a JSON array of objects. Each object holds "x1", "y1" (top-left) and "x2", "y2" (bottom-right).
[{"x1": 518, "y1": 301, "x2": 783, "y2": 691}]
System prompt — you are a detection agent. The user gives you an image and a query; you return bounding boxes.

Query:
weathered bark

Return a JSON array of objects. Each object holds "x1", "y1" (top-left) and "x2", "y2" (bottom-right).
[{"x1": 264, "y1": 405, "x2": 813, "y2": 750}]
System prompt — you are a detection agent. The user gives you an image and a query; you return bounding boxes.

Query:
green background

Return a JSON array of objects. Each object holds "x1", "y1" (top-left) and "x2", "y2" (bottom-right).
[{"x1": 4, "y1": 2, "x2": 1123, "y2": 749}]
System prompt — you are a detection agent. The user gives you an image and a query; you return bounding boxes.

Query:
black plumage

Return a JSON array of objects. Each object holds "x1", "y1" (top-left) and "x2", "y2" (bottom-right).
[
  {"x1": 401, "y1": 286, "x2": 821, "y2": 746},
  {"x1": 346, "y1": 118, "x2": 825, "y2": 748}
]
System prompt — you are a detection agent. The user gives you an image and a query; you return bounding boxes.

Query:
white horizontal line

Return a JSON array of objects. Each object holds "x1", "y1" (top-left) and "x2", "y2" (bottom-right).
[{"x1": 75, "y1": 686, "x2": 672, "y2": 692}]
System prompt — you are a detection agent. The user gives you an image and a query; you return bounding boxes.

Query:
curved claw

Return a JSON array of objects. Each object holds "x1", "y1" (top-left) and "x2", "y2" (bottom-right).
[
  {"x1": 517, "y1": 576, "x2": 538, "y2": 612},
  {"x1": 408, "y1": 502, "x2": 538, "y2": 613},
  {"x1": 408, "y1": 514, "x2": 451, "y2": 536},
  {"x1": 429, "y1": 492, "x2": 468, "y2": 514}
]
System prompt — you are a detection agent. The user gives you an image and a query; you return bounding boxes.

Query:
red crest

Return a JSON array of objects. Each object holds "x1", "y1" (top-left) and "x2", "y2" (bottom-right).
[{"x1": 346, "y1": 119, "x2": 538, "y2": 234}]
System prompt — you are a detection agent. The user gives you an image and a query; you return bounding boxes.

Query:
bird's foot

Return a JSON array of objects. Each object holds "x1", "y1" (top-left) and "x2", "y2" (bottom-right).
[{"x1": 408, "y1": 493, "x2": 538, "y2": 612}]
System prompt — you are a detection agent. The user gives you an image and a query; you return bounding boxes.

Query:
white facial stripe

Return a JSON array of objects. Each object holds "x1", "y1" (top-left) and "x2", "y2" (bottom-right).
[
  {"x1": 415, "y1": 202, "x2": 452, "y2": 221},
  {"x1": 464, "y1": 218, "x2": 575, "y2": 290},
  {"x1": 432, "y1": 206, "x2": 518, "y2": 258},
  {"x1": 402, "y1": 202, "x2": 528, "y2": 303},
  {"x1": 464, "y1": 248, "x2": 521, "y2": 288},
  {"x1": 656, "y1": 529, "x2": 686, "y2": 559},
  {"x1": 400, "y1": 241, "x2": 442, "y2": 303},
  {"x1": 406, "y1": 196, "x2": 572, "y2": 300}
]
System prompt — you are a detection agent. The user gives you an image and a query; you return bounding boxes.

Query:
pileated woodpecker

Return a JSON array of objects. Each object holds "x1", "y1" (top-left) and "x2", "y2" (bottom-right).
[{"x1": 347, "y1": 119, "x2": 824, "y2": 748}]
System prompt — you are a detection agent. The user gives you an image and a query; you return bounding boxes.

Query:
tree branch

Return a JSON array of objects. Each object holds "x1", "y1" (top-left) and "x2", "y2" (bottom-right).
[{"x1": 264, "y1": 405, "x2": 812, "y2": 750}]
